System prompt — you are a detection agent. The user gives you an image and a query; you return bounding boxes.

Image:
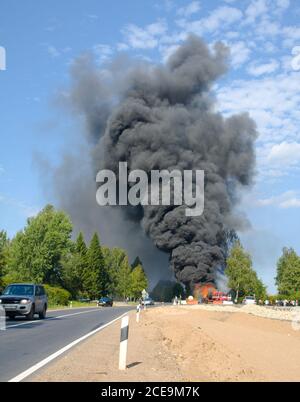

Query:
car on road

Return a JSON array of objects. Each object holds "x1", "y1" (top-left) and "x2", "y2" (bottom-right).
[
  {"x1": 243, "y1": 296, "x2": 256, "y2": 305},
  {"x1": 142, "y1": 297, "x2": 154, "y2": 306},
  {"x1": 0, "y1": 283, "x2": 48, "y2": 320},
  {"x1": 97, "y1": 297, "x2": 113, "y2": 307}
]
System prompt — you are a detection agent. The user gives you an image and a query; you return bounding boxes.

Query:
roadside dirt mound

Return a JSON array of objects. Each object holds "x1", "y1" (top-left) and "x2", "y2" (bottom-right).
[{"x1": 32, "y1": 306, "x2": 300, "y2": 382}]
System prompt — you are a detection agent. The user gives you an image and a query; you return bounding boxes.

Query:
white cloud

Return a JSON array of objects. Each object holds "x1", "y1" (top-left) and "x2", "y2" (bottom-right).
[
  {"x1": 0, "y1": 195, "x2": 40, "y2": 217},
  {"x1": 245, "y1": 0, "x2": 268, "y2": 24},
  {"x1": 280, "y1": 198, "x2": 300, "y2": 208},
  {"x1": 159, "y1": 44, "x2": 180, "y2": 63},
  {"x1": 87, "y1": 14, "x2": 99, "y2": 20},
  {"x1": 177, "y1": 6, "x2": 243, "y2": 36},
  {"x1": 247, "y1": 59, "x2": 279, "y2": 76},
  {"x1": 217, "y1": 71, "x2": 300, "y2": 180},
  {"x1": 275, "y1": 0, "x2": 290, "y2": 12},
  {"x1": 0, "y1": 166, "x2": 4, "y2": 175},
  {"x1": 177, "y1": 1, "x2": 201, "y2": 18},
  {"x1": 257, "y1": 191, "x2": 300, "y2": 209},
  {"x1": 46, "y1": 45, "x2": 71, "y2": 58},
  {"x1": 267, "y1": 141, "x2": 300, "y2": 165},
  {"x1": 154, "y1": 0, "x2": 174, "y2": 13},
  {"x1": 47, "y1": 45, "x2": 60, "y2": 57},
  {"x1": 282, "y1": 26, "x2": 300, "y2": 47},
  {"x1": 225, "y1": 31, "x2": 240, "y2": 39},
  {"x1": 93, "y1": 44, "x2": 113, "y2": 63},
  {"x1": 217, "y1": 72, "x2": 300, "y2": 142},
  {"x1": 255, "y1": 18, "x2": 281, "y2": 37},
  {"x1": 117, "y1": 43, "x2": 130, "y2": 51},
  {"x1": 122, "y1": 20, "x2": 168, "y2": 49},
  {"x1": 228, "y1": 41, "x2": 251, "y2": 68}
]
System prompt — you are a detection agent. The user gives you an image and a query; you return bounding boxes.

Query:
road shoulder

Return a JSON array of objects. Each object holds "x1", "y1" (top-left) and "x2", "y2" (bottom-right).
[{"x1": 30, "y1": 306, "x2": 300, "y2": 382}]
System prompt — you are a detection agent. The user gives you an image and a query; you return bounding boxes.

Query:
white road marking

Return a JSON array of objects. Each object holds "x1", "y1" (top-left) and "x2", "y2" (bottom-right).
[
  {"x1": 5, "y1": 309, "x2": 103, "y2": 329},
  {"x1": 8, "y1": 311, "x2": 129, "y2": 382}
]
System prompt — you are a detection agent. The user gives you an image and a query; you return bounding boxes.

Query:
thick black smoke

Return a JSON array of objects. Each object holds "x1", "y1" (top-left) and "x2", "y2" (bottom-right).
[{"x1": 55, "y1": 35, "x2": 257, "y2": 289}]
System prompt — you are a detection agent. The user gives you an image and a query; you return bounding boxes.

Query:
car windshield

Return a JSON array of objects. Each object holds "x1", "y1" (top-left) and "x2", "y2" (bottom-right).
[{"x1": 3, "y1": 285, "x2": 34, "y2": 296}]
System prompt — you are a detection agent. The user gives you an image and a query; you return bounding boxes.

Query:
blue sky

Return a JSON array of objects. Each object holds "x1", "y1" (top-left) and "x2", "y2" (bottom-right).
[{"x1": 0, "y1": 0, "x2": 300, "y2": 292}]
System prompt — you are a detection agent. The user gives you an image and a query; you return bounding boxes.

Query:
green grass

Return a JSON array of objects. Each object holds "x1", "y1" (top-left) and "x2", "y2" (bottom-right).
[
  {"x1": 48, "y1": 300, "x2": 139, "y2": 310},
  {"x1": 48, "y1": 301, "x2": 97, "y2": 310}
]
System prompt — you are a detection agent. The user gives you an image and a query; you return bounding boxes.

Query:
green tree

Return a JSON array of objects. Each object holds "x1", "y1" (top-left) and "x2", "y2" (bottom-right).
[
  {"x1": 225, "y1": 241, "x2": 266, "y2": 301},
  {"x1": 83, "y1": 233, "x2": 109, "y2": 299},
  {"x1": 130, "y1": 264, "x2": 148, "y2": 300},
  {"x1": 0, "y1": 230, "x2": 9, "y2": 289},
  {"x1": 7, "y1": 205, "x2": 72, "y2": 285},
  {"x1": 102, "y1": 246, "x2": 127, "y2": 295},
  {"x1": 253, "y1": 274, "x2": 267, "y2": 300},
  {"x1": 61, "y1": 232, "x2": 88, "y2": 297},
  {"x1": 115, "y1": 255, "x2": 132, "y2": 300},
  {"x1": 276, "y1": 248, "x2": 300, "y2": 296}
]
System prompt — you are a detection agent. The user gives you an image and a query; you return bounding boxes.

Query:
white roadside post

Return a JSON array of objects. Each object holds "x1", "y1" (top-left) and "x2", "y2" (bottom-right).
[
  {"x1": 119, "y1": 315, "x2": 129, "y2": 370},
  {"x1": 0, "y1": 305, "x2": 6, "y2": 331},
  {"x1": 142, "y1": 289, "x2": 148, "y2": 311},
  {"x1": 136, "y1": 304, "x2": 141, "y2": 323}
]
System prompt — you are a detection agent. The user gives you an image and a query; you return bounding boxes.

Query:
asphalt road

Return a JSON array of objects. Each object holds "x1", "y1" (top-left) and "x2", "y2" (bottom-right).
[{"x1": 0, "y1": 306, "x2": 133, "y2": 382}]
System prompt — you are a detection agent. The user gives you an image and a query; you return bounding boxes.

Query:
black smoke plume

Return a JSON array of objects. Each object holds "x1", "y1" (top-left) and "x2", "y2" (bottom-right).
[{"x1": 53, "y1": 35, "x2": 257, "y2": 289}]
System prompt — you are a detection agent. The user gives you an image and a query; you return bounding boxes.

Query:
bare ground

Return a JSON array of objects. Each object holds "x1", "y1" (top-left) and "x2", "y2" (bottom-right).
[{"x1": 30, "y1": 306, "x2": 300, "y2": 382}]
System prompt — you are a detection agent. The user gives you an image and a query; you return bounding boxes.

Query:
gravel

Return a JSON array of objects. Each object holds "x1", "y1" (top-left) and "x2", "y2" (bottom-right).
[{"x1": 180, "y1": 303, "x2": 300, "y2": 322}]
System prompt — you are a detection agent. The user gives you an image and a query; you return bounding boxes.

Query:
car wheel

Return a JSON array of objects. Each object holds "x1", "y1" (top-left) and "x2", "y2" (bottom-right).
[
  {"x1": 26, "y1": 304, "x2": 35, "y2": 320},
  {"x1": 39, "y1": 305, "x2": 47, "y2": 319}
]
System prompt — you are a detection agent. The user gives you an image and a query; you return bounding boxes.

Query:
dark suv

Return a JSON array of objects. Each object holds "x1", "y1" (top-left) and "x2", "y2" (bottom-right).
[
  {"x1": 0, "y1": 283, "x2": 48, "y2": 320},
  {"x1": 97, "y1": 297, "x2": 113, "y2": 307}
]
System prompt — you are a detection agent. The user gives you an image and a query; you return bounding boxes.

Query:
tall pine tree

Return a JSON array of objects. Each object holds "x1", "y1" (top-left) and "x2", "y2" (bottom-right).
[
  {"x1": 75, "y1": 231, "x2": 88, "y2": 293},
  {"x1": 116, "y1": 256, "x2": 132, "y2": 300},
  {"x1": 83, "y1": 233, "x2": 109, "y2": 299},
  {"x1": 61, "y1": 232, "x2": 88, "y2": 297}
]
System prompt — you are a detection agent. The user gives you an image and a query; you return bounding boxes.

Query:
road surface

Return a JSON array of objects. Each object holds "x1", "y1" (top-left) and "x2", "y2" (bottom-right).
[{"x1": 0, "y1": 306, "x2": 133, "y2": 382}]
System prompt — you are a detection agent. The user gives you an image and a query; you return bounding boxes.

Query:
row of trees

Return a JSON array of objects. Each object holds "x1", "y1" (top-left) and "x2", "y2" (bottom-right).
[
  {"x1": 225, "y1": 241, "x2": 300, "y2": 301},
  {"x1": 0, "y1": 205, "x2": 148, "y2": 302}
]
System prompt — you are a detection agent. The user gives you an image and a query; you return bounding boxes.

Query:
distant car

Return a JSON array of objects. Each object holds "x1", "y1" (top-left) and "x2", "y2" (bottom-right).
[
  {"x1": 0, "y1": 283, "x2": 48, "y2": 320},
  {"x1": 243, "y1": 296, "x2": 256, "y2": 305},
  {"x1": 97, "y1": 297, "x2": 113, "y2": 307},
  {"x1": 78, "y1": 297, "x2": 91, "y2": 303},
  {"x1": 222, "y1": 300, "x2": 234, "y2": 305},
  {"x1": 142, "y1": 297, "x2": 154, "y2": 306}
]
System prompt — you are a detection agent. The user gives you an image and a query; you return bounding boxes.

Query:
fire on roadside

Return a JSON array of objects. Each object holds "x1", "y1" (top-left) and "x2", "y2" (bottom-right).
[{"x1": 186, "y1": 283, "x2": 232, "y2": 305}]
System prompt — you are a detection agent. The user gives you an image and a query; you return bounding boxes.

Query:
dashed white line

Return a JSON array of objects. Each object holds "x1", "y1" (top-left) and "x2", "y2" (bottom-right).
[{"x1": 5, "y1": 309, "x2": 103, "y2": 329}]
